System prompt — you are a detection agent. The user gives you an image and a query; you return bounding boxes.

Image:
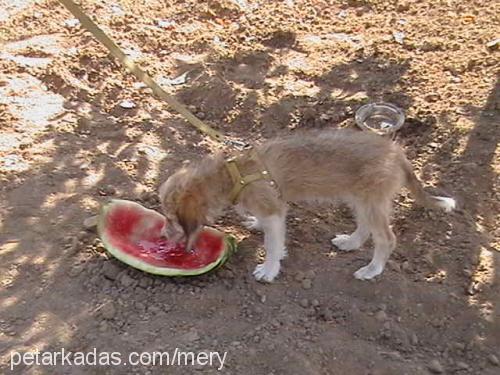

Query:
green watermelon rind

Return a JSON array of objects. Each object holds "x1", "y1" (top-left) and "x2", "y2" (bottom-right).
[{"x1": 97, "y1": 199, "x2": 237, "y2": 276}]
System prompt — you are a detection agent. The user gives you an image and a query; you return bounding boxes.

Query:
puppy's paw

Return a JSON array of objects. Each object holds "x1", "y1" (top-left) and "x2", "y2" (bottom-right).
[
  {"x1": 253, "y1": 261, "x2": 281, "y2": 282},
  {"x1": 354, "y1": 263, "x2": 384, "y2": 280},
  {"x1": 242, "y1": 216, "x2": 262, "y2": 231},
  {"x1": 331, "y1": 234, "x2": 360, "y2": 251}
]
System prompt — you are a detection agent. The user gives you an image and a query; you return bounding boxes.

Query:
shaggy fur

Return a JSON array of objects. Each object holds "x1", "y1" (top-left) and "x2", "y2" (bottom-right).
[{"x1": 159, "y1": 129, "x2": 455, "y2": 282}]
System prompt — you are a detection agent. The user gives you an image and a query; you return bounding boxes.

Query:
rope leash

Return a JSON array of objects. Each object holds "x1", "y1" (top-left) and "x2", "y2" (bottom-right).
[
  {"x1": 58, "y1": 0, "x2": 250, "y2": 149},
  {"x1": 58, "y1": 0, "x2": 277, "y2": 203}
]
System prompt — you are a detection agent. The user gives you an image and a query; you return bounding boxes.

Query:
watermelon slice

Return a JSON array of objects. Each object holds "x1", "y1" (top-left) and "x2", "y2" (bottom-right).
[{"x1": 97, "y1": 199, "x2": 236, "y2": 276}]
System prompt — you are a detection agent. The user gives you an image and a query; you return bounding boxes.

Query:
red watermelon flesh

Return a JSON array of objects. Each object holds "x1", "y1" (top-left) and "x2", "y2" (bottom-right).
[{"x1": 98, "y1": 199, "x2": 236, "y2": 275}]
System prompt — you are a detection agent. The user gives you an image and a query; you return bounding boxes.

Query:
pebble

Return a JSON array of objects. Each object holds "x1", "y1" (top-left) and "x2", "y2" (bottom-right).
[
  {"x1": 425, "y1": 93, "x2": 439, "y2": 103},
  {"x1": 101, "y1": 302, "x2": 116, "y2": 320},
  {"x1": 401, "y1": 261, "x2": 411, "y2": 272},
  {"x1": 410, "y1": 332, "x2": 419, "y2": 346},
  {"x1": 83, "y1": 216, "x2": 98, "y2": 229},
  {"x1": 294, "y1": 271, "x2": 305, "y2": 281},
  {"x1": 428, "y1": 359, "x2": 444, "y2": 374},
  {"x1": 120, "y1": 273, "x2": 135, "y2": 287},
  {"x1": 100, "y1": 262, "x2": 119, "y2": 281},
  {"x1": 99, "y1": 321, "x2": 109, "y2": 332},
  {"x1": 382, "y1": 351, "x2": 403, "y2": 361},
  {"x1": 305, "y1": 270, "x2": 315, "y2": 279},
  {"x1": 119, "y1": 100, "x2": 136, "y2": 109},
  {"x1": 311, "y1": 299, "x2": 320, "y2": 307},
  {"x1": 302, "y1": 279, "x2": 312, "y2": 290},
  {"x1": 320, "y1": 307, "x2": 333, "y2": 321},
  {"x1": 139, "y1": 277, "x2": 151, "y2": 288},
  {"x1": 64, "y1": 18, "x2": 80, "y2": 28},
  {"x1": 387, "y1": 260, "x2": 401, "y2": 273},
  {"x1": 299, "y1": 298, "x2": 309, "y2": 308},
  {"x1": 375, "y1": 310, "x2": 388, "y2": 322},
  {"x1": 182, "y1": 330, "x2": 200, "y2": 343},
  {"x1": 98, "y1": 185, "x2": 117, "y2": 196},
  {"x1": 456, "y1": 361, "x2": 469, "y2": 370},
  {"x1": 488, "y1": 354, "x2": 499, "y2": 366},
  {"x1": 135, "y1": 302, "x2": 146, "y2": 311}
]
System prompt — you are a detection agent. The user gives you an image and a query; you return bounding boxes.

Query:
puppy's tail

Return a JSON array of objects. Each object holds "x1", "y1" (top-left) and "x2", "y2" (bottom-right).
[{"x1": 401, "y1": 158, "x2": 456, "y2": 212}]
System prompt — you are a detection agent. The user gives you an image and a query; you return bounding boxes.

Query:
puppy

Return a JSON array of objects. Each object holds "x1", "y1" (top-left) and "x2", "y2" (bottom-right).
[{"x1": 159, "y1": 129, "x2": 455, "y2": 282}]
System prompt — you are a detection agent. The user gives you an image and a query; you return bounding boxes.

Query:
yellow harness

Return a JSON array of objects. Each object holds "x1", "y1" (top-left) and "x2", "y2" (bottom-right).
[{"x1": 225, "y1": 152, "x2": 279, "y2": 204}]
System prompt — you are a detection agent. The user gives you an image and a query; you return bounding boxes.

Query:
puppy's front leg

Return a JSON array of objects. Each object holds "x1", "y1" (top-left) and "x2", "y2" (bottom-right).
[{"x1": 253, "y1": 214, "x2": 287, "y2": 282}]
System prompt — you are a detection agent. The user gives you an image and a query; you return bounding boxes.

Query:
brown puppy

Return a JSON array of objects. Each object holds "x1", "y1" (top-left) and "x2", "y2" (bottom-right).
[{"x1": 159, "y1": 129, "x2": 455, "y2": 282}]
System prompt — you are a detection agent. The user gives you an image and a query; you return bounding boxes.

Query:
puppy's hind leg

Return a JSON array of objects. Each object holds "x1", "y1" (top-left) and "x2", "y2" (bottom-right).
[
  {"x1": 332, "y1": 203, "x2": 370, "y2": 251},
  {"x1": 354, "y1": 202, "x2": 396, "y2": 280},
  {"x1": 253, "y1": 214, "x2": 287, "y2": 282}
]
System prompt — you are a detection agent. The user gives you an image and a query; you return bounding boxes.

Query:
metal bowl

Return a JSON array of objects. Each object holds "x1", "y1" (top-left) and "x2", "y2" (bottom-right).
[{"x1": 355, "y1": 102, "x2": 405, "y2": 135}]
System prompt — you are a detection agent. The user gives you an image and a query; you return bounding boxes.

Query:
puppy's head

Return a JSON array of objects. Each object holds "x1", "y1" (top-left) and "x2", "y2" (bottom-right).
[{"x1": 158, "y1": 167, "x2": 208, "y2": 249}]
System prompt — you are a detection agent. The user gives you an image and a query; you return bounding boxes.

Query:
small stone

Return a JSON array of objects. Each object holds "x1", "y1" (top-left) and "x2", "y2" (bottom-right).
[
  {"x1": 387, "y1": 260, "x2": 401, "y2": 272},
  {"x1": 375, "y1": 310, "x2": 388, "y2": 322},
  {"x1": 120, "y1": 273, "x2": 135, "y2": 287},
  {"x1": 488, "y1": 354, "x2": 499, "y2": 366},
  {"x1": 139, "y1": 277, "x2": 151, "y2": 288},
  {"x1": 425, "y1": 93, "x2": 439, "y2": 103},
  {"x1": 119, "y1": 100, "x2": 136, "y2": 109},
  {"x1": 302, "y1": 107, "x2": 316, "y2": 121},
  {"x1": 311, "y1": 299, "x2": 320, "y2": 307},
  {"x1": 410, "y1": 332, "x2": 418, "y2": 345},
  {"x1": 135, "y1": 302, "x2": 146, "y2": 311},
  {"x1": 456, "y1": 361, "x2": 469, "y2": 370},
  {"x1": 83, "y1": 216, "x2": 98, "y2": 229},
  {"x1": 393, "y1": 31, "x2": 405, "y2": 44},
  {"x1": 99, "y1": 322, "x2": 109, "y2": 332},
  {"x1": 64, "y1": 18, "x2": 80, "y2": 28},
  {"x1": 302, "y1": 279, "x2": 312, "y2": 290},
  {"x1": 486, "y1": 38, "x2": 500, "y2": 50},
  {"x1": 101, "y1": 303, "x2": 116, "y2": 320},
  {"x1": 381, "y1": 351, "x2": 403, "y2": 361},
  {"x1": 320, "y1": 307, "x2": 333, "y2": 321},
  {"x1": 230, "y1": 340, "x2": 241, "y2": 348},
  {"x1": 305, "y1": 270, "x2": 315, "y2": 279},
  {"x1": 299, "y1": 298, "x2": 309, "y2": 308},
  {"x1": 102, "y1": 262, "x2": 121, "y2": 281},
  {"x1": 295, "y1": 271, "x2": 306, "y2": 281},
  {"x1": 466, "y1": 282, "x2": 480, "y2": 295},
  {"x1": 182, "y1": 330, "x2": 200, "y2": 343},
  {"x1": 428, "y1": 359, "x2": 444, "y2": 374},
  {"x1": 98, "y1": 185, "x2": 117, "y2": 196}
]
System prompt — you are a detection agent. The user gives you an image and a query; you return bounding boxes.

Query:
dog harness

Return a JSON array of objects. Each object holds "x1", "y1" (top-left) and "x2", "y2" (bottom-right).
[{"x1": 225, "y1": 152, "x2": 279, "y2": 204}]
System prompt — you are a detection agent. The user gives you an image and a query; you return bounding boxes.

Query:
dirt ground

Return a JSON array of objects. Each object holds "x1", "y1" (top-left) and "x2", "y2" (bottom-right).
[{"x1": 1, "y1": 0, "x2": 499, "y2": 374}]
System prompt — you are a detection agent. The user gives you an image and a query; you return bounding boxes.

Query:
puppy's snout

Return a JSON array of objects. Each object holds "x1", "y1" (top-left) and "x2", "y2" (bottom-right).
[{"x1": 163, "y1": 221, "x2": 186, "y2": 243}]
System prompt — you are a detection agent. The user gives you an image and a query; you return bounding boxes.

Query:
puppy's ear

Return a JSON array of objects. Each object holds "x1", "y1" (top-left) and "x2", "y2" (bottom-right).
[{"x1": 176, "y1": 189, "x2": 207, "y2": 244}]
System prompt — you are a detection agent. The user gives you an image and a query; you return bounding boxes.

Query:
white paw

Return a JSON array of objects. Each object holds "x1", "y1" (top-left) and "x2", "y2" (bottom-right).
[
  {"x1": 242, "y1": 216, "x2": 262, "y2": 231},
  {"x1": 253, "y1": 261, "x2": 281, "y2": 282},
  {"x1": 331, "y1": 234, "x2": 359, "y2": 251},
  {"x1": 354, "y1": 263, "x2": 384, "y2": 280}
]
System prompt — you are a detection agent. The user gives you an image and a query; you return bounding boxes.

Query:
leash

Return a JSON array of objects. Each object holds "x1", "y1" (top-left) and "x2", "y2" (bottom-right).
[
  {"x1": 58, "y1": 0, "x2": 277, "y2": 203},
  {"x1": 58, "y1": 0, "x2": 249, "y2": 149}
]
